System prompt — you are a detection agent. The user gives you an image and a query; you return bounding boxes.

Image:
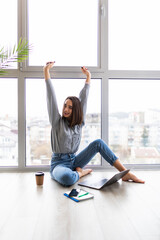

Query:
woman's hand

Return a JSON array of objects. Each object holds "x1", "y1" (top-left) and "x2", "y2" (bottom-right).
[
  {"x1": 43, "y1": 61, "x2": 55, "y2": 80},
  {"x1": 81, "y1": 66, "x2": 91, "y2": 84},
  {"x1": 43, "y1": 61, "x2": 55, "y2": 71},
  {"x1": 81, "y1": 66, "x2": 91, "y2": 77}
]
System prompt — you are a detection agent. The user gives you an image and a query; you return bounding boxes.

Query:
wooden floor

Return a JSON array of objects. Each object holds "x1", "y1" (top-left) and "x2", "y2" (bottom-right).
[{"x1": 0, "y1": 170, "x2": 160, "y2": 240}]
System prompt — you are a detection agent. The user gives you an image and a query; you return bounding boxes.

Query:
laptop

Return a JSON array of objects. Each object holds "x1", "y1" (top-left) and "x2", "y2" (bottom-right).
[{"x1": 78, "y1": 169, "x2": 130, "y2": 190}]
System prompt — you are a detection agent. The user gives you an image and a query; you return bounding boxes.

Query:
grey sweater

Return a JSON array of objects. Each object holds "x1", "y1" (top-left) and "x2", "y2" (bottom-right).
[{"x1": 45, "y1": 79, "x2": 90, "y2": 154}]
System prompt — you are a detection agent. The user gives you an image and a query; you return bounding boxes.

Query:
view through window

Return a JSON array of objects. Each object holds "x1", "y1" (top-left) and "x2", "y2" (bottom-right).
[
  {"x1": 26, "y1": 79, "x2": 101, "y2": 166},
  {"x1": 0, "y1": 0, "x2": 17, "y2": 69},
  {"x1": 0, "y1": 79, "x2": 18, "y2": 166},
  {"x1": 109, "y1": 0, "x2": 160, "y2": 70},
  {"x1": 28, "y1": 0, "x2": 99, "y2": 66},
  {"x1": 109, "y1": 79, "x2": 160, "y2": 164}
]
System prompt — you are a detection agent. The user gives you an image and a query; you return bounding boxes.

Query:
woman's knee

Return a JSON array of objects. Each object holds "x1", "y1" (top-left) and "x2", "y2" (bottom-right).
[
  {"x1": 60, "y1": 171, "x2": 75, "y2": 186},
  {"x1": 91, "y1": 139, "x2": 105, "y2": 149},
  {"x1": 53, "y1": 167, "x2": 77, "y2": 186}
]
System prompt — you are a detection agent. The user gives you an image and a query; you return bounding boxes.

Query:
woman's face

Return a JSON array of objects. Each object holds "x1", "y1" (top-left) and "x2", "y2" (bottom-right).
[{"x1": 63, "y1": 99, "x2": 73, "y2": 119}]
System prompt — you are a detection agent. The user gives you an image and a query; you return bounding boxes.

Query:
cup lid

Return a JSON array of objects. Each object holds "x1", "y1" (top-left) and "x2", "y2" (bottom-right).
[{"x1": 35, "y1": 171, "x2": 44, "y2": 176}]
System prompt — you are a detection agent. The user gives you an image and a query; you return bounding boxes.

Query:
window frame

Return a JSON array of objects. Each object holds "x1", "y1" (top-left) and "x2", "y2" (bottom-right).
[
  {"x1": 0, "y1": 0, "x2": 160, "y2": 171},
  {"x1": 21, "y1": 0, "x2": 105, "y2": 73}
]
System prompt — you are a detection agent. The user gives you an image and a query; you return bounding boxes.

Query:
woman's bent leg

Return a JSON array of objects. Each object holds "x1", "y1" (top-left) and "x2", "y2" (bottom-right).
[
  {"x1": 51, "y1": 165, "x2": 79, "y2": 187},
  {"x1": 74, "y1": 139, "x2": 145, "y2": 183},
  {"x1": 74, "y1": 139, "x2": 118, "y2": 169}
]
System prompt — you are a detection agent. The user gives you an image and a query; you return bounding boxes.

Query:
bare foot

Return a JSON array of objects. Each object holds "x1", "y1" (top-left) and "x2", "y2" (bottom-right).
[
  {"x1": 122, "y1": 172, "x2": 145, "y2": 183},
  {"x1": 76, "y1": 167, "x2": 92, "y2": 178}
]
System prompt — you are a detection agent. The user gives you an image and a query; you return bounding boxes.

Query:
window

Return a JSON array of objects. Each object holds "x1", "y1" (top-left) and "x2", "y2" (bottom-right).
[
  {"x1": 109, "y1": 79, "x2": 160, "y2": 164},
  {"x1": 26, "y1": 79, "x2": 101, "y2": 166},
  {"x1": 109, "y1": 0, "x2": 160, "y2": 70},
  {"x1": 1, "y1": 0, "x2": 160, "y2": 171},
  {"x1": 0, "y1": 79, "x2": 18, "y2": 166},
  {"x1": 28, "y1": 0, "x2": 99, "y2": 66},
  {"x1": 0, "y1": 0, "x2": 102, "y2": 170}
]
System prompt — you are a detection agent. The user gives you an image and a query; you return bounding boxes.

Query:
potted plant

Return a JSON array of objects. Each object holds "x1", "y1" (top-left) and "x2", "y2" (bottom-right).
[{"x1": 0, "y1": 37, "x2": 31, "y2": 75}]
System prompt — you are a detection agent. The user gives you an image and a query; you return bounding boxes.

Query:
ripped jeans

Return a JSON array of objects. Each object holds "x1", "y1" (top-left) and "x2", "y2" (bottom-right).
[{"x1": 50, "y1": 139, "x2": 118, "y2": 187}]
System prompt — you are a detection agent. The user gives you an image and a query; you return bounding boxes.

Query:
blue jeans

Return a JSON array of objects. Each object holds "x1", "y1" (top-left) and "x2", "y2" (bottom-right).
[{"x1": 50, "y1": 139, "x2": 118, "y2": 187}]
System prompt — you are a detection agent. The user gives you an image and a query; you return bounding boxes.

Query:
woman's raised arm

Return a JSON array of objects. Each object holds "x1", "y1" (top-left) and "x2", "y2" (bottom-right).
[{"x1": 44, "y1": 61, "x2": 60, "y2": 127}]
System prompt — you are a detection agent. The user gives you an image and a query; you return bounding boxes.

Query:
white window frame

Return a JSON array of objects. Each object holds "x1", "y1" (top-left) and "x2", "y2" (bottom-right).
[{"x1": 0, "y1": 0, "x2": 160, "y2": 172}]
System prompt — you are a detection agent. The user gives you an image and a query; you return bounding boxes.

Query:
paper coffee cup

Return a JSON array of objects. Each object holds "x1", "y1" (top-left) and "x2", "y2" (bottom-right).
[{"x1": 35, "y1": 171, "x2": 44, "y2": 185}]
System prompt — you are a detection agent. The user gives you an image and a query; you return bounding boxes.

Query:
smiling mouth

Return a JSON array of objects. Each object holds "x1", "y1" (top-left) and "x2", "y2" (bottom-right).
[{"x1": 64, "y1": 113, "x2": 70, "y2": 116}]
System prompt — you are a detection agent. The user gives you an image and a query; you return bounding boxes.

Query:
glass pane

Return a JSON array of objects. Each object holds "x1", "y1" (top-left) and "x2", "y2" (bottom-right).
[
  {"x1": 109, "y1": 79, "x2": 160, "y2": 164},
  {"x1": 28, "y1": 0, "x2": 98, "y2": 66},
  {"x1": 26, "y1": 79, "x2": 101, "y2": 166},
  {"x1": 0, "y1": 79, "x2": 18, "y2": 166},
  {"x1": 0, "y1": 0, "x2": 17, "y2": 69},
  {"x1": 109, "y1": 0, "x2": 160, "y2": 70}
]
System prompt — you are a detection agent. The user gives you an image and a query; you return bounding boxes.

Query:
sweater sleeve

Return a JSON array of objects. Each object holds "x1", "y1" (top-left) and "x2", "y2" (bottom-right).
[
  {"x1": 79, "y1": 83, "x2": 90, "y2": 125},
  {"x1": 45, "y1": 79, "x2": 61, "y2": 127}
]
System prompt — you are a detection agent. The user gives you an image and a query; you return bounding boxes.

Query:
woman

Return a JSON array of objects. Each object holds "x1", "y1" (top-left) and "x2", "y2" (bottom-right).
[{"x1": 44, "y1": 62, "x2": 145, "y2": 186}]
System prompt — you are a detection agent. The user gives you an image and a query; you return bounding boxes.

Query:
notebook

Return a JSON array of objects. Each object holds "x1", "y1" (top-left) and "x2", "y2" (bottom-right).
[
  {"x1": 78, "y1": 169, "x2": 130, "y2": 190},
  {"x1": 64, "y1": 189, "x2": 94, "y2": 202}
]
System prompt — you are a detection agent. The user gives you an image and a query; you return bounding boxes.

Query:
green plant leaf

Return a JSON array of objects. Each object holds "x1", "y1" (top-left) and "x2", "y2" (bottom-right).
[
  {"x1": 0, "y1": 69, "x2": 7, "y2": 75},
  {"x1": 0, "y1": 37, "x2": 32, "y2": 74}
]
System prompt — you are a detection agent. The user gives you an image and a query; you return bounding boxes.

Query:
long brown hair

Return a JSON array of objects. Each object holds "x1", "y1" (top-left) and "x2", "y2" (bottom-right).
[{"x1": 62, "y1": 96, "x2": 83, "y2": 127}]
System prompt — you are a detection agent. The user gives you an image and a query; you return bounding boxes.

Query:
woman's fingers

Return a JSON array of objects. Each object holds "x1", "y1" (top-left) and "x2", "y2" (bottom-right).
[
  {"x1": 81, "y1": 66, "x2": 88, "y2": 71},
  {"x1": 46, "y1": 61, "x2": 55, "y2": 65}
]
